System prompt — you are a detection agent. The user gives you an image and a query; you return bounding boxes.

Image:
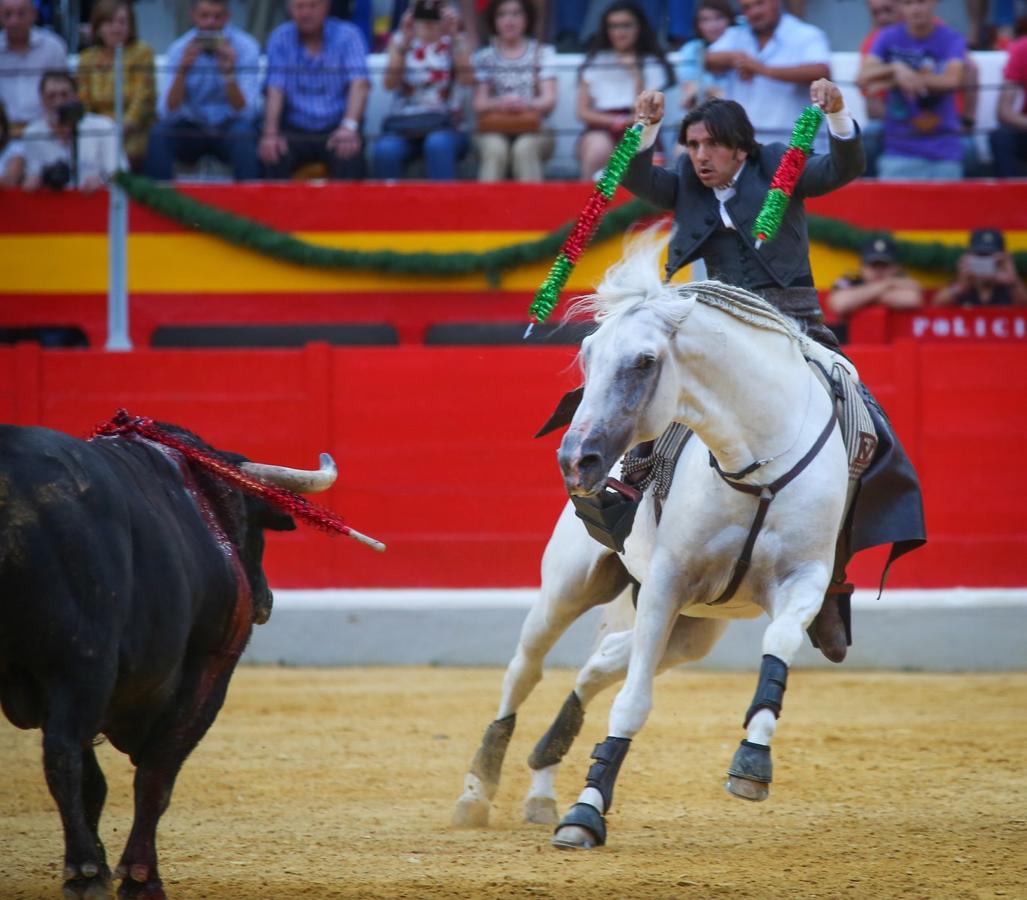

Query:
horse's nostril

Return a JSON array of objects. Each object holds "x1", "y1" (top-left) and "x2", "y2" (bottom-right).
[{"x1": 578, "y1": 453, "x2": 603, "y2": 477}]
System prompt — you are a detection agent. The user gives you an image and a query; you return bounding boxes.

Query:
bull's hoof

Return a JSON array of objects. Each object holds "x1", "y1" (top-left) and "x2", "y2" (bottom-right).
[
  {"x1": 725, "y1": 774, "x2": 770, "y2": 802},
  {"x1": 551, "y1": 802, "x2": 606, "y2": 850},
  {"x1": 114, "y1": 863, "x2": 165, "y2": 899},
  {"x1": 452, "y1": 795, "x2": 491, "y2": 828},
  {"x1": 62, "y1": 861, "x2": 113, "y2": 899},
  {"x1": 523, "y1": 795, "x2": 559, "y2": 826},
  {"x1": 726, "y1": 739, "x2": 772, "y2": 802},
  {"x1": 116, "y1": 878, "x2": 166, "y2": 900}
]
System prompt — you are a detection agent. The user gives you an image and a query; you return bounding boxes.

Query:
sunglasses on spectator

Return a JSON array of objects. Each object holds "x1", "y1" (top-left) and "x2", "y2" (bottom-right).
[{"x1": 607, "y1": 19, "x2": 639, "y2": 30}]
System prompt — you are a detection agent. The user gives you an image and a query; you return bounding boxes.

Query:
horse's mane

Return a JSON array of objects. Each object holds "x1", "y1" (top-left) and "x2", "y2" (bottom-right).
[{"x1": 570, "y1": 227, "x2": 808, "y2": 346}]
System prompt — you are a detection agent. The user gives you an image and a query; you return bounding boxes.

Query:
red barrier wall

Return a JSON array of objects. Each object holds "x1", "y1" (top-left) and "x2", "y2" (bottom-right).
[{"x1": 2, "y1": 341, "x2": 1024, "y2": 589}]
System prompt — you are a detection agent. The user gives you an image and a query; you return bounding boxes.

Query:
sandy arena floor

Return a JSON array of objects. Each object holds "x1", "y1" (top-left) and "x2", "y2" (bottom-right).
[{"x1": 1, "y1": 666, "x2": 1025, "y2": 899}]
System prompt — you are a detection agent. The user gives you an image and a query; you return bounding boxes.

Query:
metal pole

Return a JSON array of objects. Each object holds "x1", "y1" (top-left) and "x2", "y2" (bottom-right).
[{"x1": 106, "y1": 42, "x2": 132, "y2": 350}]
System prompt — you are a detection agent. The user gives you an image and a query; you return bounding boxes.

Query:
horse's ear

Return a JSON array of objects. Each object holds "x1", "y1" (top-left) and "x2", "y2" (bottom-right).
[{"x1": 534, "y1": 386, "x2": 584, "y2": 438}]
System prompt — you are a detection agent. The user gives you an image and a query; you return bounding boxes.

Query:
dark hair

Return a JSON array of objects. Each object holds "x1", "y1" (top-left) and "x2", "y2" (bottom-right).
[
  {"x1": 412, "y1": 0, "x2": 442, "y2": 21},
  {"x1": 39, "y1": 69, "x2": 78, "y2": 95},
  {"x1": 579, "y1": 0, "x2": 675, "y2": 90},
  {"x1": 89, "y1": 0, "x2": 138, "y2": 45},
  {"x1": 694, "y1": 0, "x2": 735, "y2": 42},
  {"x1": 0, "y1": 100, "x2": 9, "y2": 150},
  {"x1": 483, "y1": 0, "x2": 536, "y2": 37},
  {"x1": 679, "y1": 98, "x2": 757, "y2": 154}
]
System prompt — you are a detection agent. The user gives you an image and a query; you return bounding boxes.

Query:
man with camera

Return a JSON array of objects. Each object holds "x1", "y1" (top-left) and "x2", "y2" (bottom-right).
[
  {"x1": 933, "y1": 228, "x2": 1027, "y2": 308},
  {"x1": 20, "y1": 70, "x2": 121, "y2": 192},
  {"x1": 145, "y1": 0, "x2": 261, "y2": 181}
]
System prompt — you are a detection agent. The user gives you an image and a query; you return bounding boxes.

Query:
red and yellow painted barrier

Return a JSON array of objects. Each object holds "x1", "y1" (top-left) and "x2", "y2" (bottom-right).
[{"x1": 3, "y1": 180, "x2": 1027, "y2": 346}]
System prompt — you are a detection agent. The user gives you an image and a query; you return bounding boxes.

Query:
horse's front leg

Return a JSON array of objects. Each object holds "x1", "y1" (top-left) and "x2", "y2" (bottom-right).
[
  {"x1": 453, "y1": 505, "x2": 630, "y2": 828},
  {"x1": 524, "y1": 614, "x2": 727, "y2": 825},
  {"x1": 551, "y1": 565, "x2": 683, "y2": 850},
  {"x1": 726, "y1": 563, "x2": 831, "y2": 803}
]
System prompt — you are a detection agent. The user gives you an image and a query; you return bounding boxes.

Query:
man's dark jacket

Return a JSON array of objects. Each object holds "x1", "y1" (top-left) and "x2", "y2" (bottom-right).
[{"x1": 621, "y1": 126, "x2": 866, "y2": 289}]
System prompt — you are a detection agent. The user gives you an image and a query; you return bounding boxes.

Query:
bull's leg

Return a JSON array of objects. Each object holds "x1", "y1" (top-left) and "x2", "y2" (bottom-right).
[
  {"x1": 42, "y1": 692, "x2": 114, "y2": 899},
  {"x1": 552, "y1": 572, "x2": 683, "y2": 849},
  {"x1": 726, "y1": 566, "x2": 829, "y2": 803},
  {"x1": 453, "y1": 503, "x2": 630, "y2": 828},
  {"x1": 115, "y1": 652, "x2": 242, "y2": 899},
  {"x1": 523, "y1": 616, "x2": 726, "y2": 825}
]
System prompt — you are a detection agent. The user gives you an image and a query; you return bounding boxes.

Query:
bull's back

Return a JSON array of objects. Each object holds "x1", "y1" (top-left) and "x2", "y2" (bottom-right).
[{"x1": 0, "y1": 426, "x2": 236, "y2": 731}]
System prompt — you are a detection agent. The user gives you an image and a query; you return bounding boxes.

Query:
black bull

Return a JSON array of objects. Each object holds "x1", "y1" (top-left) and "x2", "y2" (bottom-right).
[{"x1": 0, "y1": 421, "x2": 312, "y2": 899}]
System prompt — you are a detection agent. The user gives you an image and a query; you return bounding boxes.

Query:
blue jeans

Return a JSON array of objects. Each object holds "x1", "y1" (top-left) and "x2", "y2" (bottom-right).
[
  {"x1": 372, "y1": 129, "x2": 469, "y2": 181},
  {"x1": 144, "y1": 117, "x2": 260, "y2": 181},
  {"x1": 989, "y1": 125, "x2": 1027, "y2": 177},
  {"x1": 877, "y1": 153, "x2": 963, "y2": 181}
]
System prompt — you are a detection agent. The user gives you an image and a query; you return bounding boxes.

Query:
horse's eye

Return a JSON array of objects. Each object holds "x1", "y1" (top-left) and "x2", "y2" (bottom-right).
[{"x1": 635, "y1": 353, "x2": 657, "y2": 371}]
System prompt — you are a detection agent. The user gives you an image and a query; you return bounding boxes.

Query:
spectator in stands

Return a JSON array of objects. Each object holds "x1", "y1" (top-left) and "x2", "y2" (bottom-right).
[
  {"x1": 677, "y1": 0, "x2": 733, "y2": 113},
  {"x1": 76, "y1": 0, "x2": 156, "y2": 171},
  {"x1": 145, "y1": 0, "x2": 261, "y2": 181},
  {"x1": 860, "y1": 0, "x2": 979, "y2": 177},
  {"x1": 372, "y1": 0, "x2": 474, "y2": 180},
  {"x1": 554, "y1": 2, "x2": 692, "y2": 54},
  {"x1": 21, "y1": 69, "x2": 122, "y2": 191},
  {"x1": 827, "y1": 236, "x2": 923, "y2": 336},
  {"x1": 260, "y1": 0, "x2": 370, "y2": 180},
  {"x1": 576, "y1": 0, "x2": 674, "y2": 180},
  {"x1": 857, "y1": 0, "x2": 966, "y2": 181},
  {"x1": 0, "y1": 98, "x2": 25, "y2": 185},
  {"x1": 934, "y1": 228, "x2": 1027, "y2": 306},
  {"x1": 990, "y1": 29, "x2": 1027, "y2": 176},
  {"x1": 472, "y1": 0, "x2": 557, "y2": 183},
  {"x1": 0, "y1": 0, "x2": 68, "y2": 134},
  {"x1": 704, "y1": 0, "x2": 830, "y2": 146}
]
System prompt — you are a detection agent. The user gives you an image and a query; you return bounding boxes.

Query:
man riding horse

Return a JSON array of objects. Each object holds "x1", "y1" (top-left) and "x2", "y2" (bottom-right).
[
  {"x1": 616, "y1": 79, "x2": 864, "y2": 660},
  {"x1": 624, "y1": 79, "x2": 860, "y2": 351}
]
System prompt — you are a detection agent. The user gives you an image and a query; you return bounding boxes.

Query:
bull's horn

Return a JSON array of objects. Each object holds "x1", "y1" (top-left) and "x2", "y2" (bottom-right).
[{"x1": 240, "y1": 452, "x2": 338, "y2": 494}]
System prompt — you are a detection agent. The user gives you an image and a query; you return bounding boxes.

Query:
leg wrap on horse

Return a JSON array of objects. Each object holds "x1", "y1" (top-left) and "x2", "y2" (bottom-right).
[
  {"x1": 585, "y1": 736, "x2": 631, "y2": 812},
  {"x1": 528, "y1": 691, "x2": 584, "y2": 771},
  {"x1": 470, "y1": 714, "x2": 516, "y2": 797},
  {"x1": 743, "y1": 654, "x2": 788, "y2": 728}
]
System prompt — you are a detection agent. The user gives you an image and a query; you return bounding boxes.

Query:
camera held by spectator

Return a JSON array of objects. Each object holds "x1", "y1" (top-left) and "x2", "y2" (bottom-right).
[{"x1": 934, "y1": 228, "x2": 1027, "y2": 308}]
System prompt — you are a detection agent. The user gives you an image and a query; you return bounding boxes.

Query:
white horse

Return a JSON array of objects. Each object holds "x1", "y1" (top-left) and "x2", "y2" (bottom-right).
[{"x1": 453, "y1": 231, "x2": 853, "y2": 849}]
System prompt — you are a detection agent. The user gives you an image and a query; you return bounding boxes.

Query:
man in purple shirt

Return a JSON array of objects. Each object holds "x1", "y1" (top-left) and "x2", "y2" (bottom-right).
[
  {"x1": 259, "y1": 0, "x2": 370, "y2": 179},
  {"x1": 856, "y1": 0, "x2": 965, "y2": 180}
]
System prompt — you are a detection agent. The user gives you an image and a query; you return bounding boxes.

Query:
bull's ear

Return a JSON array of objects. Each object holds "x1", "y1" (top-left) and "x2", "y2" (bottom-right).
[{"x1": 534, "y1": 386, "x2": 584, "y2": 438}]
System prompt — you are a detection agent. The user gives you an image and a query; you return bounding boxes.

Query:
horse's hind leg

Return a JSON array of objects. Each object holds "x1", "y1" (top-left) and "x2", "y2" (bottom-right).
[
  {"x1": 453, "y1": 505, "x2": 630, "y2": 828},
  {"x1": 726, "y1": 565, "x2": 830, "y2": 803},
  {"x1": 524, "y1": 615, "x2": 726, "y2": 825}
]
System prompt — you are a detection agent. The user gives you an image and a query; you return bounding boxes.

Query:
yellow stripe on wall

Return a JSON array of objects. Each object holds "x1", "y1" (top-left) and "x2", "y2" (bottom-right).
[{"x1": 4, "y1": 229, "x2": 1025, "y2": 294}]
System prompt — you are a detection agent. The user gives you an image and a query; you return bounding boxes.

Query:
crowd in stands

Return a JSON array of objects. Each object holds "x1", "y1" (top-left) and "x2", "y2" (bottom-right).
[{"x1": 0, "y1": 0, "x2": 1025, "y2": 316}]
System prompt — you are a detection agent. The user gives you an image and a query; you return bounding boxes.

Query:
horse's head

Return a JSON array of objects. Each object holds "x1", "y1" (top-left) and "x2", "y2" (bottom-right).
[{"x1": 557, "y1": 231, "x2": 694, "y2": 497}]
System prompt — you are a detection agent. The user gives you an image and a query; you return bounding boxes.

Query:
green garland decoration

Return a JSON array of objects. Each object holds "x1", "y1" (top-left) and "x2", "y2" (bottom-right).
[
  {"x1": 114, "y1": 172, "x2": 1027, "y2": 279},
  {"x1": 114, "y1": 172, "x2": 659, "y2": 288}
]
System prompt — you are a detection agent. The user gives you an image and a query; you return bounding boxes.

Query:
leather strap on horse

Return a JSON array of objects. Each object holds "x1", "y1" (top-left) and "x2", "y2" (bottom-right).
[{"x1": 708, "y1": 411, "x2": 838, "y2": 605}]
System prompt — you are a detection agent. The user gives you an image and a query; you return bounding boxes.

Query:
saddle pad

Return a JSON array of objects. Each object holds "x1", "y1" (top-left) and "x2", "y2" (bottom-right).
[{"x1": 808, "y1": 359, "x2": 878, "y2": 484}]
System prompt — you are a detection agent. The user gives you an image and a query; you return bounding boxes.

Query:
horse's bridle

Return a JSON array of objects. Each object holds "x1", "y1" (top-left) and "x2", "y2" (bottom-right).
[{"x1": 706, "y1": 410, "x2": 838, "y2": 606}]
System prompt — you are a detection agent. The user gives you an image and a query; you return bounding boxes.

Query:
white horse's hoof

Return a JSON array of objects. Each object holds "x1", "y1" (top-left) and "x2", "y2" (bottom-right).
[
  {"x1": 551, "y1": 824, "x2": 600, "y2": 850},
  {"x1": 523, "y1": 795, "x2": 559, "y2": 825},
  {"x1": 452, "y1": 796, "x2": 491, "y2": 827},
  {"x1": 725, "y1": 775, "x2": 770, "y2": 802}
]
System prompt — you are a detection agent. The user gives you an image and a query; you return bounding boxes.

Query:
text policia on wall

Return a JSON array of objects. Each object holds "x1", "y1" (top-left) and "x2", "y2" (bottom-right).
[{"x1": 907, "y1": 310, "x2": 1027, "y2": 340}]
